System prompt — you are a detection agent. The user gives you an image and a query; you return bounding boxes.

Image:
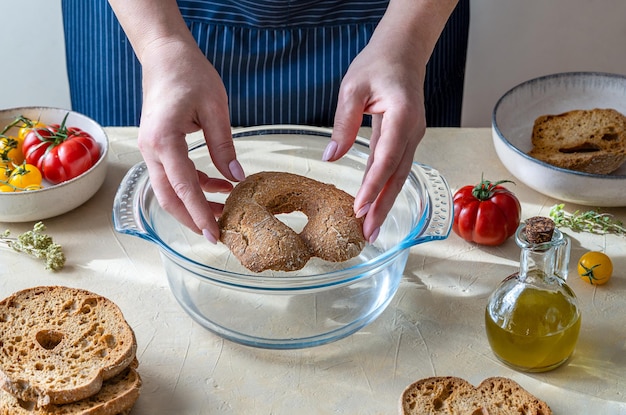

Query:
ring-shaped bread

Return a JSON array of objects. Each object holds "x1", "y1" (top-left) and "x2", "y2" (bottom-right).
[{"x1": 218, "y1": 171, "x2": 366, "y2": 272}]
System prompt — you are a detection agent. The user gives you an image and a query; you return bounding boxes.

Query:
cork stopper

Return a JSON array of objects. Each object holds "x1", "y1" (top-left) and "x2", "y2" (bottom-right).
[{"x1": 524, "y1": 216, "x2": 555, "y2": 244}]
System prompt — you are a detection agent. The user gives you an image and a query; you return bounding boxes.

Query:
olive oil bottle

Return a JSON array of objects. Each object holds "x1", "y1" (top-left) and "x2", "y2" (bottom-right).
[{"x1": 485, "y1": 217, "x2": 581, "y2": 372}]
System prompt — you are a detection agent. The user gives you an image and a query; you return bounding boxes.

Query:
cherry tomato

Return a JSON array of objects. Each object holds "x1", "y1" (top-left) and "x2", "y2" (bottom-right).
[
  {"x1": 578, "y1": 251, "x2": 613, "y2": 285},
  {"x1": 8, "y1": 163, "x2": 43, "y2": 191},
  {"x1": 22, "y1": 115, "x2": 100, "y2": 184},
  {"x1": 0, "y1": 135, "x2": 25, "y2": 165},
  {"x1": 18, "y1": 120, "x2": 45, "y2": 140},
  {"x1": 0, "y1": 184, "x2": 14, "y2": 192},
  {"x1": 0, "y1": 116, "x2": 43, "y2": 166},
  {"x1": 452, "y1": 177, "x2": 521, "y2": 246},
  {"x1": 1, "y1": 159, "x2": 13, "y2": 181}
]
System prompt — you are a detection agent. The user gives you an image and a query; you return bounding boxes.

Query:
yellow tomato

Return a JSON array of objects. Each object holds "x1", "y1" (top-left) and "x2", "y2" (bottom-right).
[
  {"x1": 578, "y1": 251, "x2": 613, "y2": 285},
  {"x1": 0, "y1": 135, "x2": 25, "y2": 165},
  {"x1": 1, "y1": 159, "x2": 12, "y2": 181},
  {"x1": 8, "y1": 163, "x2": 42, "y2": 190},
  {"x1": 0, "y1": 183, "x2": 15, "y2": 192},
  {"x1": 18, "y1": 120, "x2": 45, "y2": 139}
]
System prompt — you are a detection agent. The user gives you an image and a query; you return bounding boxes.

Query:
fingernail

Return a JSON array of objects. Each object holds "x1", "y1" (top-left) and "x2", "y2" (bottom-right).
[
  {"x1": 322, "y1": 140, "x2": 338, "y2": 162},
  {"x1": 202, "y1": 229, "x2": 218, "y2": 244},
  {"x1": 229, "y1": 159, "x2": 246, "y2": 181},
  {"x1": 368, "y1": 227, "x2": 380, "y2": 244},
  {"x1": 355, "y1": 203, "x2": 371, "y2": 218}
]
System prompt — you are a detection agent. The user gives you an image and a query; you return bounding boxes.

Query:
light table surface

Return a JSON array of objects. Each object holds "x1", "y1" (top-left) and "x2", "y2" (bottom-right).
[{"x1": 1, "y1": 127, "x2": 625, "y2": 414}]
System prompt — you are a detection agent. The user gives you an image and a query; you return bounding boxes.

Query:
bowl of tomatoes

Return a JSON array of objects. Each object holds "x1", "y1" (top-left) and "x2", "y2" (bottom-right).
[{"x1": 0, "y1": 106, "x2": 108, "y2": 222}]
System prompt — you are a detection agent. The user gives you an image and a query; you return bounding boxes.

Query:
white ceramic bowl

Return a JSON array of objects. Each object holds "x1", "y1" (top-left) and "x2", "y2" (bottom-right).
[
  {"x1": 0, "y1": 107, "x2": 109, "y2": 222},
  {"x1": 492, "y1": 72, "x2": 626, "y2": 207}
]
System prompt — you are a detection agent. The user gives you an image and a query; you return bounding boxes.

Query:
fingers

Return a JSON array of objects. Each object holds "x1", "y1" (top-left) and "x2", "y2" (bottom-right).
[
  {"x1": 325, "y1": 81, "x2": 367, "y2": 162},
  {"x1": 199, "y1": 110, "x2": 246, "y2": 183},
  {"x1": 341, "y1": 109, "x2": 423, "y2": 243},
  {"x1": 137, "y1": 102, "x2": 238, "y2": 243},
  {"x1": 363, "y1": 114, "x2": 382, "y2": 178},
  {"x1": 360, "y1": 123, "x2": 410, "y2": 238},
  {"x1": 360, "y1": 146, "x2": 416, "y2": 243},
  {"x1": 144, "y1": 151, "x2": 234, "y2": 243},
  {"x1": 140, "y1": 133, "x2": 221, "y2": 238},
  {"x1": 197, "y1": 170, "x2": 234, "y2": 194}
]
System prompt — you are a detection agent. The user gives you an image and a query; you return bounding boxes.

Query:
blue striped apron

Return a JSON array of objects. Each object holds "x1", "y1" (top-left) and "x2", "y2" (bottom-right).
[{"x1": 61, "y1": 0, "x2": 468, "y2": 127}]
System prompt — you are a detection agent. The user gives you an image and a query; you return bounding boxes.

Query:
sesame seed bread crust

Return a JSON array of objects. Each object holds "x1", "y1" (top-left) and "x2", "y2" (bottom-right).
[
  {"x1": 0, "y1": 364, "x2": 141, "y2": 415},
  {"x1": 399, "y1": 376, "x2": 552, "y2": 415},
  {"x1": 0, "y1": 286, "x2": 137, "y2": 407}
]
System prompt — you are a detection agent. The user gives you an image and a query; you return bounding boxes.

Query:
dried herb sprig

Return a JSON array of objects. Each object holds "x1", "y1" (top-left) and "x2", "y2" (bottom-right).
[
  {"x1": 1, "y1": 222, "x2": 66, "y2": 271},
  {"x1": 549, "y1": 204, "x2": 626, "y2": 236}
]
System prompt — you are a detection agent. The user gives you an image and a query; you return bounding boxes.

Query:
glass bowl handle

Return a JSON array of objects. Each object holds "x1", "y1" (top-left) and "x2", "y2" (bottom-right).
[
  {"x1": 112, "y1": 162, "x2": 151, "y2": 240},
  {"x1": 404, "y1": 163, "x2": 454, "y2": 247}
]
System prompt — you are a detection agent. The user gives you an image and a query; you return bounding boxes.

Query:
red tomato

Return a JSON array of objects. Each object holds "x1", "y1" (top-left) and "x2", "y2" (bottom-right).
[
  {"x1": 452, "y1": 178, "x2": 521, "y2": 246},
  {"x1": 22, "y1": 117, "x2": 100, "y2": 185},
  {"x1": 22, "y1": 128, "x2": 55, "y2": 165}
]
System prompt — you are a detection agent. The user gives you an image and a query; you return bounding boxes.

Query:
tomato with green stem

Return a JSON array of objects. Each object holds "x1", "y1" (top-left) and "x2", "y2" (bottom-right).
[
  {"x1": 0, "y1": 135, "x2": 24, "y2": 165},
  {"x1": 22, "y1": 113, "x2": 100, "y2": 184},
  {"x1": 0, "y1": 115, "x2": 44, "y2": 166},
  {"x1": 578, "y1": 251, "x2": 613, "y2": 285},
  {"x1": 18, "y1": 120, "x2": 45, "y2": 140},
  {"x1": 7, "y1": 162, "x2": 43, "y2": 191},
  {"x1": 1, "y1": 158, "x2": 13, "y2": 181},
  {"x1": 453, "y1": 177, "x2": 521, "y2": 246}
]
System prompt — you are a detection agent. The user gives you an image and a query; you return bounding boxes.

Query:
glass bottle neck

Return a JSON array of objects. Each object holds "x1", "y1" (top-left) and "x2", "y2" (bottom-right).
[
  {"x1": 519, "y1": 245, "x2": 557, "y2": 280},
  {"x1": 514, "y1": 223, "x2": 570, "y2": 281}
]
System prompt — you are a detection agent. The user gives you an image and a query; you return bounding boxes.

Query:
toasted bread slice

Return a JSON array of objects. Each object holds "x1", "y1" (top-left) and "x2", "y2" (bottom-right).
[
  {"x1": 0, "y1": 364, "x2": 141, "y2": 415},
  {"x1": 399, "y1": 376, "x2": 552, "y2": 415},
  {"x1": 0, "y1": 286, "x2": 137, "y2": 407},
  {"x1": 528, "y1": 108, "x2": 626, "y2": 174}
]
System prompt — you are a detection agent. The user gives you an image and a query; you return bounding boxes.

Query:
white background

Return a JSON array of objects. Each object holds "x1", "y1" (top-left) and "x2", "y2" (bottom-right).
[{"x1": 1, "y1": 0, "x2": 625, "y2": 127}]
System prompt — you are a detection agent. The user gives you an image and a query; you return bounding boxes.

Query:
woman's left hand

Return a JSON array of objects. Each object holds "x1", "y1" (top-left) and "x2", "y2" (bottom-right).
[{"x1": 326, "y1": 0, "x2": 458, "y2": 243}]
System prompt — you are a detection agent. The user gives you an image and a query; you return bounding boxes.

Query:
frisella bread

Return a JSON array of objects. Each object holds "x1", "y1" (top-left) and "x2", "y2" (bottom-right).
[
  {"x1": 218, "y1": 171, "x2": 365, "y2": 272},
  {"x1": 0, "y1": 363, "x2": 141, "y2": 415},
  {"x1": 0, "y1": 286, "x2": 141, "y2": 412},
  {"x1": 399, "y1": 376, "x2": 552, "y2": 415},
  {"x1": 528, "y1": 108, "x2": 626, "y2": 174}
]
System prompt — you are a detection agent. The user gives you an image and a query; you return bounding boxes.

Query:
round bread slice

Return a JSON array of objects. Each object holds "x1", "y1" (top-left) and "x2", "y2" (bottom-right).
[
  {"x1": 399, "y1": 376, "x2": 552, "y2": 415},
  {"x1": 0, "y1": 364, "x2": 141, "y2": 415},
  {"x1": 477, "y1": 377, "x2": 552, "y2": 414},
  {"x1": 528, "y1": 108, "x2": 626, "y2": 174},
  {"x1": 0, "y1": 286, "x2": 137, "y2": 407}
]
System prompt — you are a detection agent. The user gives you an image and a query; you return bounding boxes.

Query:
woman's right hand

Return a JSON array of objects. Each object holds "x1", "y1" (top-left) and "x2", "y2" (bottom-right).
[{"x1": 137, "y1": 39, "x2": 245, "y2": 242}]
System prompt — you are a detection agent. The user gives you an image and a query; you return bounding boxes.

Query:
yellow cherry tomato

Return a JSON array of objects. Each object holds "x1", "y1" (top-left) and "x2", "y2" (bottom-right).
[
  {"x1": 8, "y1": 163, "x2": 42, "y2": 190},
  {"x1": 18, "y1": 120, "x2": 45, "y2": 139},
  {"x1": 0, "y1": 135, "x2": 25, "y2": 165},
  {"x1": 0, "y1": 116, "x2": 43, "y2": 165},
  {"x1": 578, "y1": 251, "x2": 613, "y2": 285},
  {"x1": 0, "y1": 183, "x2": 15, "y2": 192},
  {"x1": 1, "y1": 159, "x2": 13, "y2": 181}
]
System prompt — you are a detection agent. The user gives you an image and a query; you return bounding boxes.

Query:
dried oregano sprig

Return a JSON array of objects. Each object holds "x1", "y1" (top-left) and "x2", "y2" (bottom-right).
[
  {"x1": 1, "y1": 222, "x2": 66, "y2": 271},
  {"x1": 549, "y1": 204, "x2": 626, "y2": 236}
]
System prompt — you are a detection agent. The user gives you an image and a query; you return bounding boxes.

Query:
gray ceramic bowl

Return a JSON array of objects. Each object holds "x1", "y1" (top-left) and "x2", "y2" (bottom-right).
[
  {"x1": 113, "y1": 125, "x2": 453, "y2": 349},
  {"x1": 0, "y1": 107, "x2": 109, "y2": 222},
  {"x1": 492, "y1": 72, "x2": 626, "y2": 207}
]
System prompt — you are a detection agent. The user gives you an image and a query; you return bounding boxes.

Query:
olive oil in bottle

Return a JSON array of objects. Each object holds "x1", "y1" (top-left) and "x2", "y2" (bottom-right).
[{"x1": 485, "y1": 217, "x2": 581, "y2": 372}]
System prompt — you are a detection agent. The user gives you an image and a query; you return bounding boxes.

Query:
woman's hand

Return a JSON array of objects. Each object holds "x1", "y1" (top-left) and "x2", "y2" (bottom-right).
[
  {"x1": 327, "y1": 0, "x2": 458, "y2": 243},
  {"x1": 138, "y1": 39, "x2": 245, "y2": 242},
  {"x1": 108, "y1": 0, "x2": 245, "y2": 242},
  {"x1": 329, "y1": 43, "x2": 425, "y2": 244}
]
